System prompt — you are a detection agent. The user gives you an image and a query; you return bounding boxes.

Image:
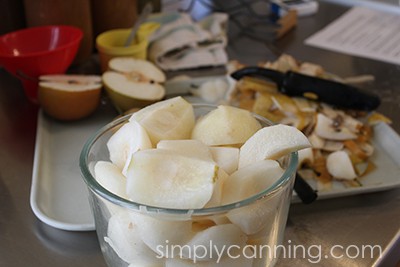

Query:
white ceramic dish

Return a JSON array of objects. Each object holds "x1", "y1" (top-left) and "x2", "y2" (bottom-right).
[
  {"x1": 30, "y1": 94, "x2": 400, "y2": 231},
  {"x1": 30, "y1": 106, "x2": 116, "y2": 231}
]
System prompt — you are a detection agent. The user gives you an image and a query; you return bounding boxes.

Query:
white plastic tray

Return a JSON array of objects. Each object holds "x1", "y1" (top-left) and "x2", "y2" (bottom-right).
[{"x1": 30, "y1": 100, "x2": 400, "y2": 231}]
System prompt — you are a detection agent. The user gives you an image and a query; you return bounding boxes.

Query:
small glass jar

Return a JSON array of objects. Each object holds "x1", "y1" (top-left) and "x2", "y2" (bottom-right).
[{"x1": 80, "y1": 104, "x2": 297, "y2": 267}]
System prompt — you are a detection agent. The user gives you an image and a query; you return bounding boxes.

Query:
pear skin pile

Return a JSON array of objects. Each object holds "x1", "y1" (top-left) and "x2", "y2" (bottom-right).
[
  {"x1": 94, "y1": 96, "x2": 310, "y2": 266},
  {"x1": 227, "y1": 54, "x2": 392, "y2": 191}
]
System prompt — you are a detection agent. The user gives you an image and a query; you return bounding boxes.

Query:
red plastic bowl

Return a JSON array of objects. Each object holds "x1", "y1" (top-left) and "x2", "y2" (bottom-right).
[{"x1": 0, "y1": 25, "x2": 83, "y2": 103}]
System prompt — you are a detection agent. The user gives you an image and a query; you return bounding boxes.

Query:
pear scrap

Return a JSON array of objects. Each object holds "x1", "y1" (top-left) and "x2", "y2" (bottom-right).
[
  {"x1": 191, "y1": 105, "x2": 261, "y2": 146},
  {"x1": 103, "y1": 57, "x2": 166, "y2": 112},
  {"x1": 326, "y1": 150, "x2": 357, "y2": 180},
  {"x1": 315, "y1": 113, "x2": 357, "y2": 141},
  {"x1": 126, "y1": 149, "x2": 218, "y2": 209},
  {"x1": 239, "y1": 124, "x2": 311, "y2": 168},
  {"x1": 130, "y1": 96, "x2": 195, "y2": 145},
  {"x1": 297, "y1": 147, "x2": 314, "y2": 168},
  {"x1": 106, "y1": 120, "x2": 153, "y2": 175}
]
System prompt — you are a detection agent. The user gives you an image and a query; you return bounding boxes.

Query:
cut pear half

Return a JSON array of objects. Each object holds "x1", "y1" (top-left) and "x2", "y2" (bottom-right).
[
  {"x1": 109, "y1": 57, "x2": 166, "y2": 83},
  {"x1": 38, "y1": 74, "x2": 102, "y2": 121},
  {"x1": 126, "y1": 149, "x2": 218, "y2": 209},
  {"x1": 103, "y1": 57, "x2": 166, "y2": 112},
  {"x1": 103, "y1": 71, "x2": 165, "y2": 112}
]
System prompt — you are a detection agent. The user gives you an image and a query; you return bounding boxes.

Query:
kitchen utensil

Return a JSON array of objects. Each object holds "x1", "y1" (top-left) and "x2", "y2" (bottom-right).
[
  {"x1": 231, "y1": 67, "x2": 381, "y2": 111},
  {"x1": 0, "y1": 25, "x2": 82, "y2": 103},
  {"x1": 124, "y1": 2, "x2": 153, "y2": 47}
]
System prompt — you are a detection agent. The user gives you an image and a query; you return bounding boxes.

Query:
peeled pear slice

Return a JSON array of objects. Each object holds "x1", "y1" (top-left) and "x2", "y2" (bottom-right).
[
  {"x1": 222, "y1": 161, "x2": 285, "y2": 235},
  {"x1": 191, "y1": 105, "x2": 261, "y2": 146},
  {"x1": 132, "y1": 213, "x2": 192, "y2": 258},
  {"x1": 209, "y1": 147, "x2": 239, "y2": 175},
  {"x1": 106, "y1": 120, "x2": 153, "y2": 175},
  {"x1": 94, "y1": 161, "x2": 127, "y2": 198},
  {"x1": 205, "y1": 168, "x2": 229, "y2": 208},
  {"x1": 180, "y1": 224, "x2": 247, "y2": 261},
  {"x1": 239, "y1": 124, "x2": 311, "y2": 168},
  {"x1": 105, "y1": 212, "x2": 163, "y2": 265},
  {"x1": 326, "y1": 150, "x2": 357, "y2": 180},
  {"x1": 157, "y1": 139, "x2": 213, "y2": 161},
  {"x1": 222, "y1": 160, "x2": 284, "y2": 205},
  {"x1": 130, "y1": 96, "x2": 195, "y2": 145},
  {"x1": 227, "y1": 193, "x2": 281, "y2": 235},
  {"x1": 126, "y1": 149, "x2": 218, "y2": 209},
  {"x1": 38, "y1": 74, "x2": 102, "y2": 121}
]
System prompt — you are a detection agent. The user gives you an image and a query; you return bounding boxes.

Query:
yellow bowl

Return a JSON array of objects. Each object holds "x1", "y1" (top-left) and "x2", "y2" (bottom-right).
[{"x1": 96, "y1": 22, "x2": 159, "y2": 72}]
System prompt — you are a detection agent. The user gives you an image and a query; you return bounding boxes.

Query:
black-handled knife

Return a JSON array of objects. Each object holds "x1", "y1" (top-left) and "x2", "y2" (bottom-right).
[
  {"x1": 231, "y1": 67, "x2": 381, "y2": 111},
  {"x1": 294, "y1": 173, "x2": 318, "y2": 204}
]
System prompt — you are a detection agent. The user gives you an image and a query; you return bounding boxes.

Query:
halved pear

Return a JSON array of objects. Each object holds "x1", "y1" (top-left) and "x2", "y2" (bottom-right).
[
  {"x1": 209, "y1": 147, "x2": 239, "y2": 175},
  {"x1": 105, "y1": 212, "x2": 163, "y2": 265},
  {"x1": 126, "y1": 149, "x2": 218, "y2": 209},
  {"x1": 239, "y1": 124, "x2": 311, "y2": 168},
  {"x1": 191, "y1": 105, "x2": 261, "y2": 146},
  {"x1": 103, "y1": 57, "x2": 166, "y2": 112},
  {"x1": 108, "y1": 57, "x2": 166, "y2": 82},
  {"x1": 180, "y1": 224, "x2": 247, "y2": 261},
  {"x1": 129, "y1": 96, "x2": 195, "y2": 145},
  {"x1": 38, "y1": 74, "x2": 102, "y2": 121},
  {"x1": 157, "y1": 139, "x2": 213, "y2": 161},
  {"x1": 326, "y1": 150, "x2": 357, "y2": 180},
  {"x1": 106, "y1": 120, "x2": 153, "y2": 175}
]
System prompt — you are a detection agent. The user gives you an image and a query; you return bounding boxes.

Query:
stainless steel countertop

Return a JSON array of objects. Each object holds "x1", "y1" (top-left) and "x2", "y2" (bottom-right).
[{"x1": 1, "y1": 1, "x2": 399, "y2": 266}]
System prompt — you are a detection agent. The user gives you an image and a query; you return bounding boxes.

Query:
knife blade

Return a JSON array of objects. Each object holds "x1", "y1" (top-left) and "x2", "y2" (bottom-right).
[{"x1": 231, "y1": 67, "x2": 381, "y2": 111}]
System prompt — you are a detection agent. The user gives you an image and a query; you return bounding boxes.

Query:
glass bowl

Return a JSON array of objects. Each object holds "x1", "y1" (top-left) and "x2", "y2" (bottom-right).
[{"x1": 80, "y1": 103, "x2": 297, "y2": 267}]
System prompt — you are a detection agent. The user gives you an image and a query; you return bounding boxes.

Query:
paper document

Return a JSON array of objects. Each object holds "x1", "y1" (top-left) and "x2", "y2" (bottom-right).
[{"x1": 305, "y1": 7, "x2": 400, "y2": 65}]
